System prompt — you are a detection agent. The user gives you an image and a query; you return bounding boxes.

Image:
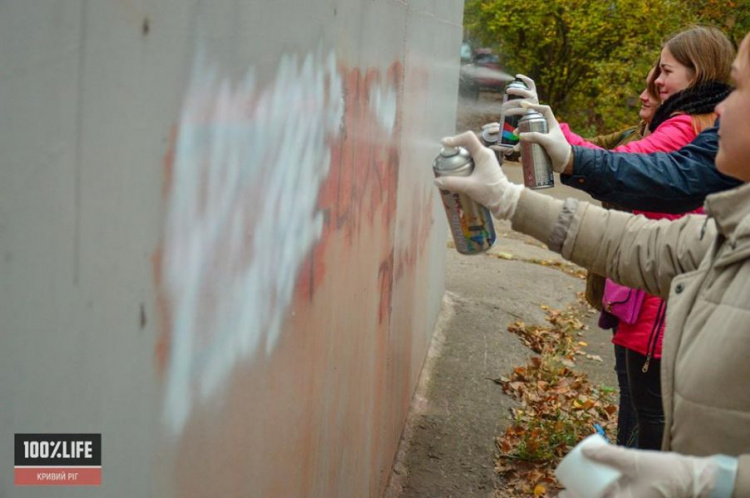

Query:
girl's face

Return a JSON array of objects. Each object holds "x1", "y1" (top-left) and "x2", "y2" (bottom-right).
[
  {"x1": 638, "y1": 69, "x2": 659, "y2": 123},
  {"x1": 715, "y1": 36, "x2": 750, "y2": 181},
  {"x1": 655, "y1": 46, "x2": 695, "y2": 101}
]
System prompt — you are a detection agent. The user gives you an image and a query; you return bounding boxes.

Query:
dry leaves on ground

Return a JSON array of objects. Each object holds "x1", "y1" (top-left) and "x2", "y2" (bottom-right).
[
  {"x1": 493, "y1": 305, "x2": 617, "y2": 497},
  {"x1": 489, "y1": 253, "x2": 587, "y2": 280}
]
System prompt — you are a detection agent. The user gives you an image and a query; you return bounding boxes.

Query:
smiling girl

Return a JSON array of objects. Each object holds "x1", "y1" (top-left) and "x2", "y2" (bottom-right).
[
  {"x1": 440, "y1": 30, "x2": 750, "y2": 496},
  {"x1": 552, "y1": 25, "x2": 736, "y2": 453},
  {"x1": 561, "y1": 26, "x2": 734, "y2": 154}
]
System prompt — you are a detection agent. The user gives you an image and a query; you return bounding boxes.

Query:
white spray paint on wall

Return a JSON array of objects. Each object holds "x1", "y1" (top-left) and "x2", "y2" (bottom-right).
[
  {"x1": 162, "y1": 48, "x2": 344, "y2": 435},
  {"x1": 369, "y1": 83, "x2": 397, "y2": 134}
]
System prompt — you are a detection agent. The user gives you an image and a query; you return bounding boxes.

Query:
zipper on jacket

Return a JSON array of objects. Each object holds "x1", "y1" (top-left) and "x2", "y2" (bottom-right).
[
  {"x1": 642, "y1": 301, "x2": 667, "y2": 373},
  {"x1": 700, "y1": 217, "x2": 711, "y2": 240}
]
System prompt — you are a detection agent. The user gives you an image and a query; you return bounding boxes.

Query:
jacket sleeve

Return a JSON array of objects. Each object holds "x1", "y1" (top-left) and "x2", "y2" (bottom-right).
[
  {"x1": 560, "y1": 122, "x2": 602, "y2": 149},
  {"x1": 609, "y1": 115, "x2": 695, "y2": 153},
  {"x1": 510, "y1": 189, "x2": 714, "y2": 298},
  {"x1": 733, "y1": 455, "x2": 750, "y2": 498},
  {"x1": 561, "y1": 125, "x2": 742, "y2": 213},
  {"x1": 588, "y1": 127, "x2": 638, "y2": 149}
]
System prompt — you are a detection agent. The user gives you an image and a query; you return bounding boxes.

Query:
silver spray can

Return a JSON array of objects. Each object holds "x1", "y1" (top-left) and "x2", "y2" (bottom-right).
[
  {"x1": 498, "y1": 78, "x2": 529, "y2": 151},
  {"x1": 518, "y1": 110, "x2": 554, "y2": 189},
  {"x1": 480, "y1": 125, "x2": 505, "y2": 164},
  {"x1": 433, "y1": 146, "x2": 496, "y2": 255},
  {"x1": 481, "y1": 125, "x2": 500, "y2": 147}
]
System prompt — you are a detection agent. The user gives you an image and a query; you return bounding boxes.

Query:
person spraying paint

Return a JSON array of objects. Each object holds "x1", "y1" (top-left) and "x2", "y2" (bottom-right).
[{"x1": 433, "y1": 146, "x2": 497, "y2": 254}]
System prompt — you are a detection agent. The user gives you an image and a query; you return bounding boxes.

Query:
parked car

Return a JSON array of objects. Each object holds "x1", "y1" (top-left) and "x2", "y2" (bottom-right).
[
  {"x1": 473, "y1": 48, "x2": 505, "y2": 91},
  {"x1": 458, "y1": 42, "x2": 479, "y2": 100}
]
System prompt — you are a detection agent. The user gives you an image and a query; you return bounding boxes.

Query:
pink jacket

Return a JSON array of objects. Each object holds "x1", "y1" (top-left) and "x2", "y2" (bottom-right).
[
  {"x1": 560, "y1": 114, "x2": 695, "y2": 154},
  {"x1": 562, "y1": 114, "x2": 700, "y2": 359},
  {"x1": 613, "y1": 208, "x2": 702, "y2": 360}
]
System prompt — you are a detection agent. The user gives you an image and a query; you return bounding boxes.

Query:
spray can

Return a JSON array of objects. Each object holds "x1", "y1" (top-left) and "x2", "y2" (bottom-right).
[
  {"x1": 481, "y1": 125, "x2": 499, "y2": 147},
  {"x1": 518, "y1": 110, "x2": 554, "y2": 189},
  {"x1": 498, "y1": 78, "x2": 529, "y2": 151},
  {"x1": 433, "y1": 146, "x2": 496, "y2": 255},
  {"x1": 480, "y1": 125, "x2": 504, "y2": 163}
]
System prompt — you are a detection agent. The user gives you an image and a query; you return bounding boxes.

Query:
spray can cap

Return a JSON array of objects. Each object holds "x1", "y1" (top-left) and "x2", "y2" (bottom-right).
[
  {"x1": 507, "y1": 77, "x2": 529, "y2": 90},
  {"x1": 434, "y1": 145, "x2": 472, "y2": 172}
]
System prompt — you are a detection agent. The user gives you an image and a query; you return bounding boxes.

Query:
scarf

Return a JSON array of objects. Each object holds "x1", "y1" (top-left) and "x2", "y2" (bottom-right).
[{"x1": 648, "y1": 81, "x2": 733, "y2": 133}]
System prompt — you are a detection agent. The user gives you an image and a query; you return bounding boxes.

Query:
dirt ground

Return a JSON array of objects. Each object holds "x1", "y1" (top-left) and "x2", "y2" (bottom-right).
[{"x1": 384, "y1": 91, "x2": 617, "y2": 498}]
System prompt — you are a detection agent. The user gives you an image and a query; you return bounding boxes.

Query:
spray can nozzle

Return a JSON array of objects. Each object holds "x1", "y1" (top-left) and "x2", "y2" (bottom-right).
[{"x1": 440, "y1": 145, "x2": 459, "y2": 156}]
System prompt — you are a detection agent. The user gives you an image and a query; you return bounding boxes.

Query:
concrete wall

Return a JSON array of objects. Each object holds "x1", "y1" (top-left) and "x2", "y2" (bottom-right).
[{"x1": 0, "y1": 0, "x2": 462, "y2": 496}]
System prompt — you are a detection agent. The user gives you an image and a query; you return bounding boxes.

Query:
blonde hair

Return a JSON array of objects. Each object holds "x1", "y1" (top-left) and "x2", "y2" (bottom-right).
[
  {"x1": 691, "y1": 113, "x2": 717, "y2": 134},
  {"x1": 664, "y1": 26, "x2": 734, "y2": 86}
]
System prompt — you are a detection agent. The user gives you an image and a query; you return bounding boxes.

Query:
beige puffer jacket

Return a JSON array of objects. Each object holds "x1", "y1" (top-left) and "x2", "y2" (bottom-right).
[{"x1": 511, "y1": 183, "x2": 750, "y2": 497}]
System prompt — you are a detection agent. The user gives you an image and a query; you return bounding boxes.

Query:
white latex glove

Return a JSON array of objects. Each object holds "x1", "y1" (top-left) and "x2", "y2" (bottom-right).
[
  {"x1": 481, "y1": 122, "x2": 500, "y2": 136},
  {"x1": 500, "y1": 74, "x2": 539, "y2": 117},
  {"x1": 517, "y1": 102, "x2": 572, "y2": 173},
  {"x1": 479, "y1": 123, "x2": 521, "y2": 157},
  {"x1": 433, "y1": 131, "x2": 524, "y2": 220},
  {"x1": 479, "y1": 123, "x2": 516, "y2": 157},
  {"x1": 559, "y1": 445, "x2": 738, "y2": 498}
]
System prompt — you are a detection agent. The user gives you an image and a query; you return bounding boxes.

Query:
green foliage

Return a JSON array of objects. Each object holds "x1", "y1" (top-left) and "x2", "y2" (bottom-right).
[
  {"x1": 464, "y1": 0, "x2": 750, "y2": 134},
  {"x1": 685, "y1": 0, "x2": 750, "y2": 46}
]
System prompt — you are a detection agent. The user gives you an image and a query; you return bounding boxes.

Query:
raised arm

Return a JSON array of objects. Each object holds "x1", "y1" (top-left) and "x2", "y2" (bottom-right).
[
  {"x1": 511, "y1": 189, "x2": 712, "y2": 298},
  {"x1": 608, "y1": 114, "x2": 694, "y2": 153},
  {"x1": 561, "y1": 125, "x2": 741, "y2": 212}
]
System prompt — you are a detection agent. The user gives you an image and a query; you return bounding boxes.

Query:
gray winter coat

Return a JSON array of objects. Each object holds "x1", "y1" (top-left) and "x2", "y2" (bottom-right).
[{"x1": 511, "y1": 183, "x2": 750, "y2": 497}]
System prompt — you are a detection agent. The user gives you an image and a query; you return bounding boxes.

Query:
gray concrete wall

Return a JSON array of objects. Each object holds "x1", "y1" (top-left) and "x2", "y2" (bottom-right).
[{"x1": 0, "y1": 0, "x2": 461, "y2": 496}]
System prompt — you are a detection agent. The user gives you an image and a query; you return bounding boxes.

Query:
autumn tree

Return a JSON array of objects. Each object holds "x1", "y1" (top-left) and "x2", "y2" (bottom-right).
[
  {"x1": 464, "y1": 0, "x2": 750, "y2": 134},
  {"x1": 685, "y1": 0, "x2": 750, "y2": 46}
]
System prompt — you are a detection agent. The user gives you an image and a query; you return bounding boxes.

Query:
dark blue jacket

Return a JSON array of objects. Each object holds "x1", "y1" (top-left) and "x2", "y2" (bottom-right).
[{"x1": 561, "y1": 125, "x2": 741, "y2": 213}]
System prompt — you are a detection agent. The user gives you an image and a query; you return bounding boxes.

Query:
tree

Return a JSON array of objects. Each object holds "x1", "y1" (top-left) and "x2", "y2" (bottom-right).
[
  {"x1": 464, "y1": 0, "x2": 750, "y2": 134},
  {"x1": 685, "y1": 0, "x2": 750, "y2": 46}
]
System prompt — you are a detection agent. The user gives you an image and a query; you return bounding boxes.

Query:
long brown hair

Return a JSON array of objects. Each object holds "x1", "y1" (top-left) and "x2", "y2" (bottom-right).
[
  {"x1": 647, "y1": 58, "x2": 661, "y2": 101},
  {"x1": 663, "y1": 26, "x2": 734, "y2": 86},
  {"x1": 655, "y1": 26, "x2": 735, "y2": 133}
]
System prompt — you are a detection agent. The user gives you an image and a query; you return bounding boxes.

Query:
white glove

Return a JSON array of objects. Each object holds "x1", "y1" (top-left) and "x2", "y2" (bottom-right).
[
  {"x1": 479, "y1": 123, "x2": 515, "y2": 157},
  {"x1": 569, "y1": 444, "x2": 739, "y2": 498},
  {"x1": 517, "y1": 102, "x2": 572, "y2": 173},
  {"x1": 500, "y1": 74, "x2": 539, "y2": 117},
  {"x1": 481, "y1": 122, "x2": 500, "y2": 136},
  {"x1": 480, "y1": 123, "x2": 520, "y2": 157},
  {"x1": 433, "y1": 131, "x2": 524, "y2": 220}
]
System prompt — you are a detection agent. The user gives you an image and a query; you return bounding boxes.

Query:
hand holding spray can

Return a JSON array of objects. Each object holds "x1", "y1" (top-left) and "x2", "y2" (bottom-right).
[
  {"x1": 518, "y1": 110, "x2": 554, "y2": 189},
  {"x1": 498, "y1": 78, "x2": 530, "y2": 151},
  {"x1": 480, "y1": 123, "x2": 500, "y2": 148},
  {"x1": 480, "y1": 123, "x2": 504, "y2": 163},
  {"x1": 433, "y1": 146, "x2": 496, "y2": 255}
]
